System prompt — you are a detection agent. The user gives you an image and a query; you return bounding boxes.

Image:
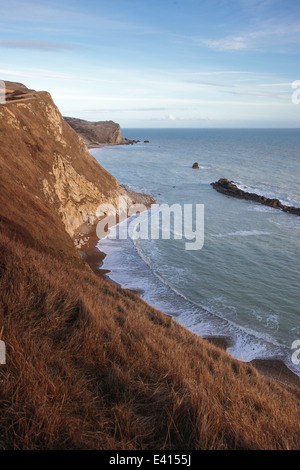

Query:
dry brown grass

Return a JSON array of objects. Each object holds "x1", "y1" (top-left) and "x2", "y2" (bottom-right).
[{"x1": 0, "y1": 232, "x2": 299, "y2": 450}]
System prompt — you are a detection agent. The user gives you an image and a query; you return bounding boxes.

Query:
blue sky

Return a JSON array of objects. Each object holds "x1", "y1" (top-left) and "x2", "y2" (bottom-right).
[{"x1": 1, "y1": 0, "x2": 300, "y2": 127}]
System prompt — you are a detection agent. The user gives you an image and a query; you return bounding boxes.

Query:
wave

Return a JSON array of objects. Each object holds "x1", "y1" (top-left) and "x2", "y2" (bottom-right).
[
  {"x1": 248, "y1": 205, "x2": 280, "y2": 214},
  {"x1": 235, "y1": 181, "x2": 300, "y2": 208},
  {"x1": 212, "y1": 230, "x2": 272, "y2": 238},
  {"x1": 194, "y1": 165, "x2": 212, "y2": 170}
]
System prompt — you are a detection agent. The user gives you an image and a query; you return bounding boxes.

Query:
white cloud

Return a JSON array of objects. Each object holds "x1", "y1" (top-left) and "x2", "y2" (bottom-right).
[
  {"x1": 0, "y1": 1, "x2": 158, "y2": 36},
  {"x1": 184, "y1": 71, "x2": 255, "y2": 76},
  {"x1": 0, "y1": 68, "x2": 87, "y2": 80},
  {"x1": 201, "y1": 19, "x2": 300, "y2": 52},
  {"x1": 83, "y1": 107, "x2": 168, "y2": 113},
  {"x1": 143, "y1": 115, "x2": 215, "y2": 123},
  {"x1": 183, "y1": 79, "x2": 235, "y2": 87},
  {"x1": 258, "y1": 82, "x2": 294, "y2": 87},
  {"x1": 0, "y1": 40, "x2": 76, "y2": 50},
  {"x1": 204, "y1": 37, "x2": 248, "y2": 51},
  {"x1": 223, "y1": 89, "x2": 290, "y2": 99}
]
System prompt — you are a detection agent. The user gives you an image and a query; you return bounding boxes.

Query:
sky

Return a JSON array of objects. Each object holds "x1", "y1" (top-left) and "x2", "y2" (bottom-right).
[{"x1": 1, "y1": 0, "x2": 300, "y2": 128}]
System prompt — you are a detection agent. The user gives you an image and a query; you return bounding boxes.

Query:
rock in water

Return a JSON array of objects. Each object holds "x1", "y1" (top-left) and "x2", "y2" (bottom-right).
[{"x1": 211, "y1": 178, "x2": 300, "y2": 216}]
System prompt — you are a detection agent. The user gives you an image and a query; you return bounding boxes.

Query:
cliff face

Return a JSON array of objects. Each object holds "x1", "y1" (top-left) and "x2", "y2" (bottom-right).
[
  {"x1": 64, "y1": 117, "x2": 129, "y2": 148},
  {"x1": 0, "y1": 82, "x2": 135, "y2": 264}
]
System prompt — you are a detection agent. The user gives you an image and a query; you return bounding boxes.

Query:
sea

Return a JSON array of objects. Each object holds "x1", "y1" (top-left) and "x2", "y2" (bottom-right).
[{"x1": 90, "y1": 129, "x2": 300, "y2": 375}]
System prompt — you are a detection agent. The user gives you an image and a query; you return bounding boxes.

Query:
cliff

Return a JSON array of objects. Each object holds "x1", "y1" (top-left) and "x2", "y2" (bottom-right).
[
  {"x1": 0, "y1": 82, "x2": 299, "y2": 450},
  {"x1": 0, "y1": 82, "x2": 143, "y2": 265},
  {"x1": 64, "y1": 116, "x2": 131, "y2": 148}
]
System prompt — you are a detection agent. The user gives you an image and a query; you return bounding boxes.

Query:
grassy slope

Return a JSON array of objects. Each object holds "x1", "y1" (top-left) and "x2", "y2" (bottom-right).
[{"x1": 0, "y1": 233, "x2": 299, "y2": 450}]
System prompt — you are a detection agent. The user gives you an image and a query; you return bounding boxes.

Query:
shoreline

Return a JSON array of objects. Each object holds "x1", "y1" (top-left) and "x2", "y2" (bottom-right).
[{"x1": 78, "y1": 219, "x2": 300, "y2": 392}]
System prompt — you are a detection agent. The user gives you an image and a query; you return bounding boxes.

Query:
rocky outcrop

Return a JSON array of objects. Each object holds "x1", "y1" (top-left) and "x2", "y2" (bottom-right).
[
  {"x1": 0, "y1": 81, "x2": 152, "y2": 264},
  {"x1": 63, "y1": 116, "x2": 132, "y2": 148},
  {"x1": 211, "y1": 178, "x2": 300, "y2": 215}
]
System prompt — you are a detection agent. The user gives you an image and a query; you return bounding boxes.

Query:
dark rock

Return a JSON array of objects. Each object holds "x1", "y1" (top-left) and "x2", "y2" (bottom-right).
[
  {"x1": 144, "y1": 140, "x2": 150, "y2": 143},
  {"x1": 211, "y1": 178, "x2": 300, "y2": 216}
]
